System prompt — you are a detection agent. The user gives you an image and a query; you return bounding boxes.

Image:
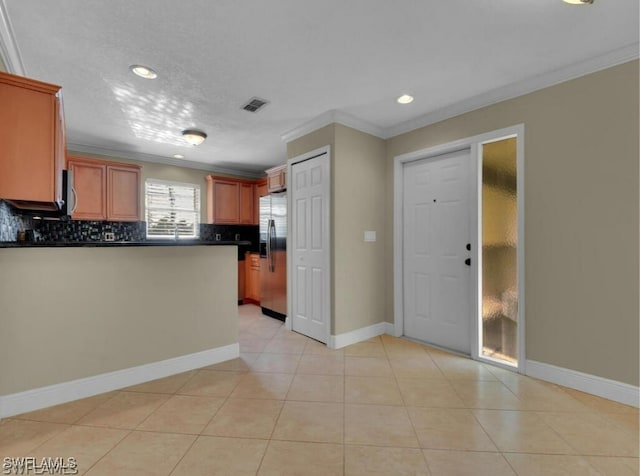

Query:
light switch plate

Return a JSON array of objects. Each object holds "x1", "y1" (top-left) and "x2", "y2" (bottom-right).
[{"x1": 364, "y1": 231, "x2": 376, "y2": 242}]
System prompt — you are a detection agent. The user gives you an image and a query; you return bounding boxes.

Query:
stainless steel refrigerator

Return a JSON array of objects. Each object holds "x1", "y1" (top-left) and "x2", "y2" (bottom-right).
[{"x1": 259, "y1": 193, "x2": 287, "y2": 320}]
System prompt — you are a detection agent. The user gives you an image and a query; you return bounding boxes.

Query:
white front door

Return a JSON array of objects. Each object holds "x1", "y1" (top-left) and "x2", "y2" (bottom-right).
[
  {"x1": 403, "y1": 149, "x2": 472, "y2": 354},
  {"x1": 290, "y1": 152, "x2": 330, "y2": 343}
]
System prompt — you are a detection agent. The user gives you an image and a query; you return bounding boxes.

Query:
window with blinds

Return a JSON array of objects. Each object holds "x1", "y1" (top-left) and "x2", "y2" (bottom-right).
[{"x1": 145, "y1": 179, "x2": 201, "y2": 239}]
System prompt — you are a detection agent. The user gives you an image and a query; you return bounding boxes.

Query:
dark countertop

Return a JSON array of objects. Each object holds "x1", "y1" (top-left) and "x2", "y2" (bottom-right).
[{"x1": 0, "y1": 240, "x2": 252, "y2": 249}]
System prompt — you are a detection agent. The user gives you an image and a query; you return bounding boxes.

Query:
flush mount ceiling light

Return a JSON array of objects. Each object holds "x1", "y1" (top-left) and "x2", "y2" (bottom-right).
[
  {"x1": 130, "y1": 65, "x2": 158, "y2": 79},
  {"x1": 182, "y1": 129, "x2": 207, "y2": 146},
  {"x1": 173, "y1": 154, "x2": 184, "y2": 159},
  {"x1": 397, "y1": 94, "x2": 414, "y2": 104},
  {"x1": 563, "y1": 0, "x2": 594, "y2": 4}
]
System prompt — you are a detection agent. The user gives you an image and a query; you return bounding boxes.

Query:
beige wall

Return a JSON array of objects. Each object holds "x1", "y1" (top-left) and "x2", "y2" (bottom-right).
[
  {"x1": 386, "y1": 60, "x2": 639, "y2": 385},
  {"x1": 0, "y1": 246, "x2": 238, "y2": 395},
  {"x1": 333, "y1": 125, "x2": 387, "y2": 334},
  {"x1": 287, "y1": 123, "x2": 387, "y2": 335}
]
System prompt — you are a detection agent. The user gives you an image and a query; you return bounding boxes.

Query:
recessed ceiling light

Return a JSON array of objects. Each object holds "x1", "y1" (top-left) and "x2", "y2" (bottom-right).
[
  {"x1": 130, "y1": 65, "x2": 158, "y2": 79},
  {"x1": 562, "y1": 0, "x2": 594, "y2": 4},
  {"x1": 397, "y1": 94, "x2": 414, "y2": 104},
  {"x1": 182, "y1": 129, "x2": 207, "y2": 146},
  {"x1": 173, "y1": 154, "x2": 184, "y2": 159}
]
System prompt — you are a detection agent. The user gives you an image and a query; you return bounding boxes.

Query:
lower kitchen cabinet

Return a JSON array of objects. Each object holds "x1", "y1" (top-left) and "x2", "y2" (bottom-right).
[
  {"x1": 244, "y1": 252, "x2": 260, "y2": 304},
  {"x1": 67, "y1": 156, "x2": 141, "y2": 221},
  {"x1": 238, "y1": 260, "x2": 246, "y2": 304}
]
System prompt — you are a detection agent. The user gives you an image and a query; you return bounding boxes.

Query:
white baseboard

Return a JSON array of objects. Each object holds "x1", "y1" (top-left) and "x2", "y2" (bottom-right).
[
  {"x1": 384, "y1": 322, "x2": 395, "y2": 336},
  {"x1": 0, "y1": 343, "x2": 239, "y2": 419},
  {"x1": 329, "y1": 322, "x2": 387, "y2": 349},
  {"x1": 526, "y1": 360, "x2": 640, "y2": 408}
]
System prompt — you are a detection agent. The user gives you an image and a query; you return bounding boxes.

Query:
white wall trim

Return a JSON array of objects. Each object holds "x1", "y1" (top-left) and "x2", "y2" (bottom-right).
[
  {"x1": 281, "y1": 46, "x2": 638, "y2": 145},
  {"x1": 329, "y1": 322, "x2": 387, "y2": 349},
  {"x1": 67, "y1": 142, "x2": 263, "y2": 179},
  {"x1": 281, "y1": 109, "x2": 385, "y2": 143},
  {"x1": 0, "y1": 343, "x2": 239, "y2": 419},
  {"x1": 526, "y1": 360, "x2": 640, "y2": 408},
  {"x1": 385, "y1": 43, "x2": 639, "y2": 138},
  {"x1": 383, "y1": 322, "x2": 395, "y2": 336},
  {"x1": 0, "y1": 0, "x2": 25, "y2": 75}
]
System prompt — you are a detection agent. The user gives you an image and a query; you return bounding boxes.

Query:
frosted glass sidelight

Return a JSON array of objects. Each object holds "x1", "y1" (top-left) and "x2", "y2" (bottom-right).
[{"x1": 481, "y1": 138, "x2": 518, "y2": 365}]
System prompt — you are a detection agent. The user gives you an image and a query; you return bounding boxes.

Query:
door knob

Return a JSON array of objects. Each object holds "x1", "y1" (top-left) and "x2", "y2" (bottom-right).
[{"x1": 465, "y1": 258, "x2": 471, "y2": 266}]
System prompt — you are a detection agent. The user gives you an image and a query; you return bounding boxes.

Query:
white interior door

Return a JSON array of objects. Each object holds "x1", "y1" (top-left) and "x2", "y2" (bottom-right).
[
  {"x1": 290, "y1": 152, "x2": 330, "y2": 343},
  {"x1": 403, "y1": 149, "x2": 472, "y2": 354}
]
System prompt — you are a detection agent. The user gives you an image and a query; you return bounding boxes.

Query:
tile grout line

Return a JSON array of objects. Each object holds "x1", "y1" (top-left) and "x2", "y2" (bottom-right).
[
  {"x1": 253, "y1": 312, "x2": 290, "y2": 475},
  {"x1": 380, "y1": 335, "x2": 431, "y2": 473}
]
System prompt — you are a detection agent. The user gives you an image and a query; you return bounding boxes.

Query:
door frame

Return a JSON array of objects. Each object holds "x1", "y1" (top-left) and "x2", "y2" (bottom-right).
[
  {"x1": 393, "y1": 124, "x2": 525, "y2": 373},
  {"x1": 285, "y1": 145, "x2": 332, "y2": 346}
]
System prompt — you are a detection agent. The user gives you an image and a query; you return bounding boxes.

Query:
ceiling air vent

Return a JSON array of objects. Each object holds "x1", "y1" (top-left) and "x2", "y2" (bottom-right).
[{"x1": 242, "y1": 97, "x2": 269, "y2": 113}]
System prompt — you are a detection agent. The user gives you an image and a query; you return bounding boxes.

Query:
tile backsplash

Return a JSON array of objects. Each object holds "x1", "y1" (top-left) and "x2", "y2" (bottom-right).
[
  {"x1": 0, "y1": 200, "x2": 33, "y2": 242},
  {"x1": 33, "y1": 220, "x2": 147, "y2": 242},
  {"x1": 0, "y1": 201, "x2": 259, "y2": 249}
]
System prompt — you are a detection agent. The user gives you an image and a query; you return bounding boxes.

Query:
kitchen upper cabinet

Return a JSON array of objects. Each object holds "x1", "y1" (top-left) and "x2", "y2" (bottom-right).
[
  {"x1": 239, "y1": 183, "x2": 254, "y2": 224},
  {"x1": 266, "y1": 164, "x2": 286, "y2": 193},
  {"x1": 207, "y1": 177, "x2": 239, "y2": 224},
  {"x1": 0, "y1": 71, "x2": 65, "y2": 208},
  {"x1": 206, "y1": 175, "x2": 257, "y2": 224},
  {"x1": 67, "y1": 156, "x2": 141, "y2": 221},
  {"x1": 107, "y1": 165, "x2": 141, "y2": 221},
  {"x1": 68, "y1": 159, "x2": 107, "y2": 220},
  {"x1": 254, "y1": 178, "x2": 268, "y2": 225}
]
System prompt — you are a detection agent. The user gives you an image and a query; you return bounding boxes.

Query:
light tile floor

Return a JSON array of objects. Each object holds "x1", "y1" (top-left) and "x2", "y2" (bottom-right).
[{"x1": 2, "y1": 304, "x2": 638, "y2": 475}]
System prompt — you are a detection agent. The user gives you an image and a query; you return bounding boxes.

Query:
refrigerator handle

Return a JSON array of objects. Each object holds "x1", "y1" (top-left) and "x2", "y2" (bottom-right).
[
  {"x1": 266, "y1": 218, "x2": 272, "y2": 271},
  {"x1": 269, "y1": 219, "x2": 276, "y2": 272}
]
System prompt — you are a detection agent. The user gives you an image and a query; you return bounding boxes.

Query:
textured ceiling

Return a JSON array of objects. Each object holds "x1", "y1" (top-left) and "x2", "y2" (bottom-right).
[{"x1": 1, "y1": 0, "x2": 638, "y2": 175}]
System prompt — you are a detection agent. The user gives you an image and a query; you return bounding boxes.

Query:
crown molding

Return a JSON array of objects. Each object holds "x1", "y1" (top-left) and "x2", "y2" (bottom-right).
[
  {"x1": 281, "y1": 44, "x2": 639, "y2": 143},
  {"x1": 0, "y1": 0, "x2": 24, "y2": 75},
  {"x1": 67, "y1": 142, "x2": 264, "y2": 179},
  {"x1": 385, "y1": 43, "x2": 639, "y2": 139},
  {"x1": 281, "y1": 109, "x2": 385, "y2": 143}
]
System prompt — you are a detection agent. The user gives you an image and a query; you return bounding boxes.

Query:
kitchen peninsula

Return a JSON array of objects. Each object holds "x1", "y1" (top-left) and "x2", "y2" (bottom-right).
[{"x1": 0, "y1": 243, "x2": 240, "y2": 417}]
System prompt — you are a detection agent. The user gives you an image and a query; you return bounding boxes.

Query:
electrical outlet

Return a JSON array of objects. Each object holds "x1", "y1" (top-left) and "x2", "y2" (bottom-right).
[
  {"x1": 235, "y1": 233, "x2": 240, "y2": 241},
  {"x1": 104, "y1": 232, "x2": 115, "y2": 242},
  {"x1": 215, "y1": 233, "x2": 221, "y2": 241}
]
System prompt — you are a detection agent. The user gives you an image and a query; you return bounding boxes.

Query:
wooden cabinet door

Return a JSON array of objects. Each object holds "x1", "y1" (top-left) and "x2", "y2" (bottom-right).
[
  {"x1": 0, "y1": 74, "x2": 59, "y2": 203},
  {"x1": 238, "y1": 260, "x2": 246, "y2": 302},
  {"x1": 239, "y1": 183, "x2": 254, "y2": 224},
  {"x1": 244, "y1": 253, "x2": 260, "y2": 303},
  {"x1": 267, "y1": 171, "x2": 284, "y2": 193},
  {"x1": 254, "y1": 179, "x2": 268, "y2": 225},
  {"x1": 212, "y1": 180, "x2": 240, "y2": 224},
  {"x1": 266, "y1": 164, "x2": 287, "y2": 193},
  {"x1": 68, "y1": 159, "x2": 107, "y2": 220},
  {"x1": 107, "y1": 165, "x2": 140, "y2": 221}
]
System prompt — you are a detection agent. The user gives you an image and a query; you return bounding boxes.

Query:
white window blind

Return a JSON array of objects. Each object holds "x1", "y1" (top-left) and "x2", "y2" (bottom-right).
[{"x1": 145, "y1": 179, "x2": 200, "y2": 239}]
